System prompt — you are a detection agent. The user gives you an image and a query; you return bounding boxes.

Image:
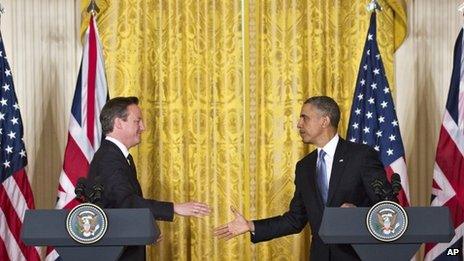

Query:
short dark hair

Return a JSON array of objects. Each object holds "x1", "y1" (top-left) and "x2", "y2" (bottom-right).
[
  {"x1": 304, "y1": 96, "x2": 340, "y2": 128},
  {"x1": 100, "y1": 96, "x2": 139, "y2": 135}
]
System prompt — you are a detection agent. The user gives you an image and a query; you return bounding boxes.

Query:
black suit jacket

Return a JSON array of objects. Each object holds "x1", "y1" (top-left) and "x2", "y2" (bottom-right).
[
  {"x1": 87, "y1": 139, "x2": 174, "y2": 261},
  {"x1": 251, "y1": 138, "x2": 390, "y2": 260}
]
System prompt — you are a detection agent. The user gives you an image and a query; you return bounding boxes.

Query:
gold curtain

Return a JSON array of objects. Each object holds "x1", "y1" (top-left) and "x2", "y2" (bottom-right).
[{"x1": 81, "y1": 0, "x2": 406, "y2": 260}]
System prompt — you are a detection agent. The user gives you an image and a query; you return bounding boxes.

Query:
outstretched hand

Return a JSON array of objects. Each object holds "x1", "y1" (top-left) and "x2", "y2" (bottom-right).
[
  {"x1": 174, "y1": 201, "x2": 211, "y2": 217},
  {"x1": 213, "y1": 206, "x2": 254, "y2": 240}
]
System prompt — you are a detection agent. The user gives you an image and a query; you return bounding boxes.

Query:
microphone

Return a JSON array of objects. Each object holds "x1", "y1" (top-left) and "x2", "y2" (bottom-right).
[
  {"x1": 88, "y1": 176, "x2": 104, "y2": 206},
  {"x1": 371, "y1": 173, "x2": 402, "y2": 202},
  {"x1": 371, "y1": 178, "x2": 389, "y2": 201},
  {"x1": 390, "y1": 173, "x2": 402, "y2": 201},
  {"x1": 75, "y1": 177, "x2": 88, "y2": 203},
  {"x1": 74, "y1": 176, "x2": 105, "y2": 207}
]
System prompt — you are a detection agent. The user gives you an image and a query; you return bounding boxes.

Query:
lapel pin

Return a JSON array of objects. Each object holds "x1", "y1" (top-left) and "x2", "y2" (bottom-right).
[{"x1": 339, "y1": 159, "x2": 344, "y2": 163}]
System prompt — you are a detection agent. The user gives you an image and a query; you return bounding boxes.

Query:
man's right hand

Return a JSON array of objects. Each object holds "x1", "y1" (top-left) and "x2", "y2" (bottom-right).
[
  {"x1": 173, "y1": 201, "x2": 211, "y2": 217},
  {"x1": 213, "y1": 206, "x2": 254, "y2": 240}
]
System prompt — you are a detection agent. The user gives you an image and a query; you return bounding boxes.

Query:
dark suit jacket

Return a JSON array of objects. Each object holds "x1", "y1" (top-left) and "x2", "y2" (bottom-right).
[
  {"x1": 251, "y1": 138, "x2": 390, "y2": 260},
  {"x1": 87, "y1": 139, "x2": 174, "y2": 261}
]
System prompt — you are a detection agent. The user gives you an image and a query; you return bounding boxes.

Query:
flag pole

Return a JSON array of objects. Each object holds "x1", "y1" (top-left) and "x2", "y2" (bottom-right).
[
  {"x1": 458, "y1": 2, "x2": 464, "y2": 14},
  {"x1": 87, "y1": 0, "x2": 100, "y2": 15}
]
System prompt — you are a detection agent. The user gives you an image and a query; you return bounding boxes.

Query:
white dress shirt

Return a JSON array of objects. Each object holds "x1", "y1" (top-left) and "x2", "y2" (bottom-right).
[
  {"x1": 105, "y1": 136, "x2": 130, "y2": 159},
  {"x1": 317, "y1": 134, "x2": 339, "y2": 185}
]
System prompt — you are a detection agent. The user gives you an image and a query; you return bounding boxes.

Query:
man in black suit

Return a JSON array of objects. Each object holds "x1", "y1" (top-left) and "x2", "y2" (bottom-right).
[
  {"x1": 87, "y1": 96, "x2": 211, "y2": 260},
  {"x1": 214, "y1": 96, "x2": 391, "y2": 260}
]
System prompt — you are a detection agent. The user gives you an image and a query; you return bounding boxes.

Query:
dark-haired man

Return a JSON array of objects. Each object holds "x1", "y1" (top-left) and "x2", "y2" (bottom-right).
[
  {"x1": 88, "y1": 96, "x2": 210, "y2": 261},
  {"x1": 214, "y1": 96, "x2": 391, "y2": 260}
]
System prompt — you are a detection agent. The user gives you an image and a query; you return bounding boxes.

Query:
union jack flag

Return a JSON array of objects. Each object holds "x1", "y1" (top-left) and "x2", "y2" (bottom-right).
[
  {"x1": 346, "y1": 13, "x2": 410, "y2": 206},
  {"x1": 0, "y1": 32, "x2": 40, "y2": 261},
  {"x1": 424, "y1": 28, "x2": 464, "y2": 261},
  {"x1": 46, "y1": 14, "x2": 108, "y2": 260}
]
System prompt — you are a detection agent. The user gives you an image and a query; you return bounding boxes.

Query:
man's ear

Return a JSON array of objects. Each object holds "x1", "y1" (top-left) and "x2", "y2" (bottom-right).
[
  {"x1": 322, "y1": 115, "x2": 331, "y2": 128},
  {"x1": 113, "y1": 117, "x2": 122, "y2": 130}
]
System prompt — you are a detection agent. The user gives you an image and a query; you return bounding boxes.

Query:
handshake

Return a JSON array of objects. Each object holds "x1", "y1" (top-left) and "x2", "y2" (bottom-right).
[
  {"x1": 76, "y1": 177, "x2": 249, "y2": 242},
  {"x1": 173, "y1": 203, "x2": 254, "y2": 241}
]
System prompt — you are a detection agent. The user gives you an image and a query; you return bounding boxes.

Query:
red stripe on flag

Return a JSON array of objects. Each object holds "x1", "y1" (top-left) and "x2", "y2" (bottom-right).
[
  {"x1": 87, "y1": 16, "x2": 97, "y2": 147},
  {"x1": 435, "y1": 126, "x2": 464, "y2": 206},
  {"x1": 0, "y1": 186, "x2": 40, "y2": 261},
  {"x1": 62, "y1": 134, "x2": 90, "y2": 186},
  {"x1": 446, "y1": 197, "x2": 464, "y2": 231},
  {"x1": 12, "y1": 169, "x2": 35, "y2": 210},
  {"x1": 0, "y1": 237, "x2": 8, "y2": 260}
]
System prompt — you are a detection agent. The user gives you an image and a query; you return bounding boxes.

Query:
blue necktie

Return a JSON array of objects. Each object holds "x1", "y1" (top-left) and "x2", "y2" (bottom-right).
[{"x1": 317, "y1": 149, "x2": 328, "y2": 205}]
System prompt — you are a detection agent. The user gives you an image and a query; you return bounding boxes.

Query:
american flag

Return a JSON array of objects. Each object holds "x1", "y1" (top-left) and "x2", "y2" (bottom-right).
[
  {"x1": 0, "y1": 34, "x2": 40, "y2": 260},
  {"x1": 46, "y1": 15, "x2": 108, "y2": 260},
  {"x1": 424, "y1": 28, "x2": 464, "y2": 261},
  {"x1": 346, "y1": 13, "x2": 410, "y2": 206}
]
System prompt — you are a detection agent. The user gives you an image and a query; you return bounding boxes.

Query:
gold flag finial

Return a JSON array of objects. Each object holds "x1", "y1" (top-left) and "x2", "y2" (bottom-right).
[
  {"x1": 87, "y1": 0, "x2": 100, "y2": 15},
  {"x1": 367, "y1": 0, "x2": 382, "y2": 13}
]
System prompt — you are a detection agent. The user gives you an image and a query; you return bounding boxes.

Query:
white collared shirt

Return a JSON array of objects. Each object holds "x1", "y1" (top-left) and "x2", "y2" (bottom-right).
[
  {"x1": 317, "y1": 134, "x2": 339, "y2": 185},
  {"x1": 105, "y1": 136, "x2": 130, "y2": 159}
]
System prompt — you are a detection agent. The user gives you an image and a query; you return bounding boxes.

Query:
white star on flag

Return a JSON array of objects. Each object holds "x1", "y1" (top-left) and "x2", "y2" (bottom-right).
[
  {"x1": 10, "y1": 117, "x2": 18, "y2": 125},
  {"x1": 7, "y1": 131, "x2": 15, "y2": 139},
  {"x1": 3, "y1": 160, "x2": 10, "y2": 168}
]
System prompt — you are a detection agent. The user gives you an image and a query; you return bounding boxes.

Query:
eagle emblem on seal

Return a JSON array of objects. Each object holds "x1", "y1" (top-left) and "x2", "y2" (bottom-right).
[
  {"x1": 376, "y1": 208, "x2": 400, "y2": 235},
  {"x1": 77, "y1": 210, "x2": 101, "y2": 237},
  {"x1": 366, "y1": 201, "x2": 408, "y2": 242}
]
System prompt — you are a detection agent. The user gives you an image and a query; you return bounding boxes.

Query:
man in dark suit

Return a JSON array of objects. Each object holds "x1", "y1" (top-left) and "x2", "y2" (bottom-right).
[
  {"x1": 87, "y1": 96, "x2": 211, "y2": 260},
  {"x1": 214, "y1": 96, "x2": 391, "y2": 260}
]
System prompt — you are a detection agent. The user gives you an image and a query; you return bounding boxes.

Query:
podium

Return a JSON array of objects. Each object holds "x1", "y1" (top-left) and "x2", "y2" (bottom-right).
[
  {"x1": 21, "y1": 208, "x2": 160, "y2": 261},
  {"x1": 319, "y1": 207, "x2": 454, "y2": 261}
]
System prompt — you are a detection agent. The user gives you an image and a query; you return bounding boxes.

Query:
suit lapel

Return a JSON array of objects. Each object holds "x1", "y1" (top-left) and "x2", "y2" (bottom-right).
[
  {"x1": 326, "y1": 138, "x2": 348, "y2": 206},
  {"x1": 104, "y1": 140, "x2": 143, "y2": 196}
]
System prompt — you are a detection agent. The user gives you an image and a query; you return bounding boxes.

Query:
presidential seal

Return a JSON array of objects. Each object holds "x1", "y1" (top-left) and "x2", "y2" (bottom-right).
[
  {"x1": 366, "y1": 201, "x2": 408, "y2": 242},
  {"x1": 66, "y1": 203, "x2": 108, "y2": 244}
]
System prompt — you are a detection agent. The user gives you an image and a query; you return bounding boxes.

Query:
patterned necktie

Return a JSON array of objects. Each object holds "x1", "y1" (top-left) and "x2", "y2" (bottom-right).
[
  {"x1": 317, "y1": 149, "x2": 328, "y2": 205},
  {"x1": 127, "y1": 154, "x2": 136, "y2": 173},
  {"x1": 127, "y1": 153, "x2": 143, "y2": 195}
]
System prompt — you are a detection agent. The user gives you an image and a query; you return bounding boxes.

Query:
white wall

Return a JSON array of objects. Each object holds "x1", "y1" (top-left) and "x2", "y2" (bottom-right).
[
  {"x1": 1, "y1": 0, "x2": 81, "y2": 209},
  {"x1": 396, "y1": 0, "x2": 463, "y2": 207}
]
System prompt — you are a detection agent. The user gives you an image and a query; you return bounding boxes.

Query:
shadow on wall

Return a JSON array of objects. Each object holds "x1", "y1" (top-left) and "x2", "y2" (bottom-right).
[
  {"x1": 414, "y1": 56, "x2": 440, "y2": 207},
  {"x1": 32, "y1": 70, "x2": 63, "y2": 210}
]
